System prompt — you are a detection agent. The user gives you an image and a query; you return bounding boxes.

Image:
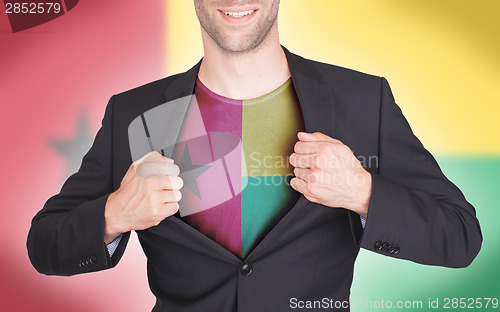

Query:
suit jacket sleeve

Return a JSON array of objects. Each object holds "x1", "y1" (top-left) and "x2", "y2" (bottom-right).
[
  {"x1": 355, "y1": 77, "x2": 482, "y2": 268},
  {"x1": 27, "y1": 95, "x2": 130, "y2": 276}
]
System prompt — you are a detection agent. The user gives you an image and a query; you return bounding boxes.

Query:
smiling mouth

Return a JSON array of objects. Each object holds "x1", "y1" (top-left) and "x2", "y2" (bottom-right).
[{"x1": 219, "y1": 9, "x2": 257, "y2": 18}]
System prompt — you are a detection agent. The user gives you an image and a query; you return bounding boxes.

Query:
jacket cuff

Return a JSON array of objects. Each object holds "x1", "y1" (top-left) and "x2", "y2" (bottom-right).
[{"x1": 70, "y1": 194, "x2": 114, "y2": 274}]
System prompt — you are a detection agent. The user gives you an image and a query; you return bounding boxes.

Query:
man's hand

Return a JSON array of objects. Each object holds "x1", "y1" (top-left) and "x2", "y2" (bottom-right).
[
  {"x1": 289, "y1": 132, "x2": 372, "y2": 219},
  {"x1": 104, "y1": 151, "x2": 183, "y2": 244}
]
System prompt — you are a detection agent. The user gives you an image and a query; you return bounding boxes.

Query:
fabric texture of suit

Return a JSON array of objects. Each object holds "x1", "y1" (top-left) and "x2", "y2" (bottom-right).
[{"x1": 27, "y1": 46, "x2": 482, "y2": 311}]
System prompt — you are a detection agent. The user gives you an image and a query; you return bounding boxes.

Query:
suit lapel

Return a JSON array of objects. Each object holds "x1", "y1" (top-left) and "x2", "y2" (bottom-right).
[
  {"x1": 282, "y1": 46, "x2": 336, "y2": 136},
  {"x1": 163, "y1": 60, "x2": 201, "y2": 101},
  {"x1": 154, "y1": 46, "x2": 337, "y2": 261}
]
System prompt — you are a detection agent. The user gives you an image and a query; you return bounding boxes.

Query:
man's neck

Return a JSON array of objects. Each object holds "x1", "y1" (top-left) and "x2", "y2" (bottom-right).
[{"x1": 197, "y1": 33, "x2": 291, "y2": 100}]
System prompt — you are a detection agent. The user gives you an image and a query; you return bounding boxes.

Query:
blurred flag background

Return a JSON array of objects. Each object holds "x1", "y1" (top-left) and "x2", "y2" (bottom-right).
[{"x1": 0, "y1": 0, "x2": 498, "y2": 311}]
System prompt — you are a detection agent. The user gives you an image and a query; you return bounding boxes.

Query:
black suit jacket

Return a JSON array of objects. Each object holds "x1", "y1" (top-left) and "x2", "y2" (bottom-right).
[{"x1": 27, "y1": 46, "x2": 482, "y2": 311}]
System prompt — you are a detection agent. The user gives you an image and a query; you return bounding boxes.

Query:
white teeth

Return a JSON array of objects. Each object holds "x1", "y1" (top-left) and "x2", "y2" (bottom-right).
[{"x1": 222, "y1": 10, "x2": 255, "y2": 18}]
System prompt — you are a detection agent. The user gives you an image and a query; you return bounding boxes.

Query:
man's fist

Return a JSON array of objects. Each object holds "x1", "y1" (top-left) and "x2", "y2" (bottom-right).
[
  {"x1": 104, "y1": 151, "x2": 183, "y2": 244},
  {"x1": 289, "y1": 132, "x2": 371, "y2": 218}
]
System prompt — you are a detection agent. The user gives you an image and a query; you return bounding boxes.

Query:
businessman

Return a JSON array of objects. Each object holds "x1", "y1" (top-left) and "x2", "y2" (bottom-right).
[{"x1": 27, "y1": 1, "x2": 482, "y2": 311}]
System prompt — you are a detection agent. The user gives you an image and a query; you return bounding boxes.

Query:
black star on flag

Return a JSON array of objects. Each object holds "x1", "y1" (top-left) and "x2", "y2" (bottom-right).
[
  {"x1": 177, "y1": 143, "x2": 210, "y2": 199},
  {"x1": 49, "y1": 112, "x2": 93, "y2": 180}
]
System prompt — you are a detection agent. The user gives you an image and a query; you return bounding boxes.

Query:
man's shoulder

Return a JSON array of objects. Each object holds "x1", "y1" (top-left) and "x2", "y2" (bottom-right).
[
  {"x1": 114, "y1": 72, "x2": 184, "y2": 101},
  {"x1": 105, "y1": 69, "x2": 197, "y2": 125},
  {"x1": 109, "y1": 69, "x2": 197, "y2": 120}
]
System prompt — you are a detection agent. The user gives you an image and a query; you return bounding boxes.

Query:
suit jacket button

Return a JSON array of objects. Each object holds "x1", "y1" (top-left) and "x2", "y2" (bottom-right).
[
  {"x1": 80, "y1": 259, "x2": 88, "y2": 267},
  {"x1": 393, "y1": 245, "x2": 400, "y2": 254},
  {"x1": 89, "y1": 256, "x2": 97, "y2": 265},
  {"x1": 240, "y1": 263, "x2": 253, "y2": 276},
  {"x1": 381, "y1": 242, "x2": 388, "y2": 252},
  {"x1": 374, "y1": 241, "x2": 383, "y2": 250},
  {"x1": 387, "y1": 244, "x2": 395, "y2": 254}
]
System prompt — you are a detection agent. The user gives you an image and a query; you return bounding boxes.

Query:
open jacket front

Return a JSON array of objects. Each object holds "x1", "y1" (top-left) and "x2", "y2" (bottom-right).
[{"x1": 27, "y1": 46, "x2": 482, "y2": 312}]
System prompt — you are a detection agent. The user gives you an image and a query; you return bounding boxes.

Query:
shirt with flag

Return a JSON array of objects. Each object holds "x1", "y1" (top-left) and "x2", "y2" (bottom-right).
[{"x1": 170, "y1": 76, "x2": 305, "y2": 259}]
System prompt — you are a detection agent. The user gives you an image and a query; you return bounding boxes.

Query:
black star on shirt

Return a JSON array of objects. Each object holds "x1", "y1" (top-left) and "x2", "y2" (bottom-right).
[{"x1": 177, "y1": 143, "x2": 210, "y2": 199}]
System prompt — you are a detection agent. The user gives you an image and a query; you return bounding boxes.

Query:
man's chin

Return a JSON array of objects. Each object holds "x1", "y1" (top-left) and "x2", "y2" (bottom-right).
[{"x1": 216, "y1": 38, "x2": 266, "y2": 55}]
